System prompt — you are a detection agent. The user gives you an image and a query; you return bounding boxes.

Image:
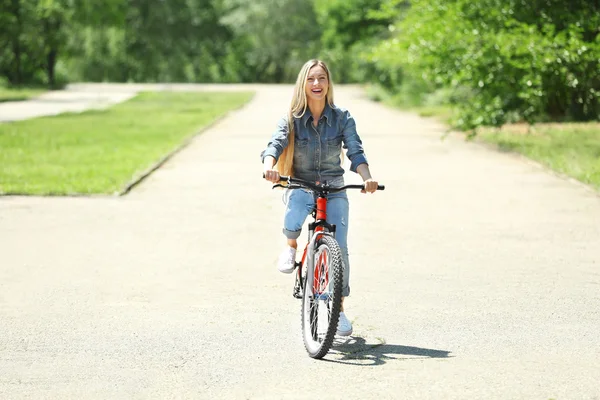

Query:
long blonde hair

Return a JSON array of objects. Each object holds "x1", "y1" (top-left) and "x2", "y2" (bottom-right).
[{"x1": 277, "y1": 59, "x2": 335, "y2": 177}]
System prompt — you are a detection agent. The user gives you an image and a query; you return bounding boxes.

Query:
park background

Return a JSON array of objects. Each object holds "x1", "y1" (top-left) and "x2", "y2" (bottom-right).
[
  {"x1": 2, "y1": 3, "x2": 600, "y2": 397},
  {"x1": 1, "y1": 0, "x2": 599, "y2": 194}
]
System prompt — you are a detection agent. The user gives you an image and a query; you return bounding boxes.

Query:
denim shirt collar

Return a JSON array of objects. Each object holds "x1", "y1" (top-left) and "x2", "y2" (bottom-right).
[{"x1": 300, "y1": 103, "x2": 333, "y2": 128}]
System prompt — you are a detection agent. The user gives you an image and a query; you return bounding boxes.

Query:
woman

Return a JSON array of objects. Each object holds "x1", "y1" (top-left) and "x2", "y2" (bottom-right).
[{"x1": 261, "y1": 59, "x2": 379, "y2": 336}]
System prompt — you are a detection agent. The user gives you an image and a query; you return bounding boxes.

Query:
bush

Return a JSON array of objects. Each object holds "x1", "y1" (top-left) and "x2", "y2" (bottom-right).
[{"x1": 368, "y1": 0, "x2": 600, "y2": 129}]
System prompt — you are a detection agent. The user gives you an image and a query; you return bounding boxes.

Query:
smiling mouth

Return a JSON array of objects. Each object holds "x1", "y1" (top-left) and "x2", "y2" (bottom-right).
[{"x1": 311, "y1": 88, "x2": 323, "y2": 94}]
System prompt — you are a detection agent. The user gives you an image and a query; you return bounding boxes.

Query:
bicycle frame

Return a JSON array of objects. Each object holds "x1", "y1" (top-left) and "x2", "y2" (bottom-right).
[{"x1": 293, "y1": 195, "x2": 337, "y2": 299}]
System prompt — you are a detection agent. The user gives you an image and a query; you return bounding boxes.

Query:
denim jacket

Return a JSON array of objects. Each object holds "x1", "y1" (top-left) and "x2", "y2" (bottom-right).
[{"x1": 261, "y1": 104, "x2": 368, "y2": 183}]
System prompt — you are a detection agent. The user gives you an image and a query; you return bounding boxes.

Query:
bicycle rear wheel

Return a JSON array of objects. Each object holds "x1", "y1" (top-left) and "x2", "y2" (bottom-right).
[{"x1": 301, "y1": 235, "x2": 344, "y2": 359}]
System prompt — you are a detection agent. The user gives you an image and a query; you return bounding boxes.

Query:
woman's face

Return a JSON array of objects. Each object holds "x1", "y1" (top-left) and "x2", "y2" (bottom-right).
[{"x1": 305, "y1": 65, "x2": 329, "y2": 102}]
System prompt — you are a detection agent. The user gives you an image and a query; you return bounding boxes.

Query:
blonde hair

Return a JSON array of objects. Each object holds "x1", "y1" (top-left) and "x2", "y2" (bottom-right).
[{"x1": 277, "y1": 59, "x2": 335, "y2": 177}]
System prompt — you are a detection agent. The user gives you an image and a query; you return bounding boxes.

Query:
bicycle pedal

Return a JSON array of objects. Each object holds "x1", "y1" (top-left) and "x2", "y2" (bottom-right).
[{"x1": 293, "y1": 285, "x2": 303, "y2": 299}]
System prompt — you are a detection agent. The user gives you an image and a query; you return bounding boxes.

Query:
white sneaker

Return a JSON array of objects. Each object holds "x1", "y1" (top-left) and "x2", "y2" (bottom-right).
[
  {"x1": 337, "y1": 312, "x2": 353, "y2": 336},
  {"x1": 277, "y1": 246, "x2": 296, "y2": 274}
]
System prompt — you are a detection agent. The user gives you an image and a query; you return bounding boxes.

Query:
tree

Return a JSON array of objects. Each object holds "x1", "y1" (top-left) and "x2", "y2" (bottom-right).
[
  {"x1": 221, "y1": 0, "x2": 322, "y2": 82},
  {"x1": 0, "y1": 0, "x2": 126, "y2": 87},
  {"x1": 313, "y1": 0, "x2": 402, "y2": 82},
  {"x1": 0, "y1": 0, "x2": 43, "y2": 85},
  {"x1": 371, "y1": 0, "x2": 600, "y2": 127}
]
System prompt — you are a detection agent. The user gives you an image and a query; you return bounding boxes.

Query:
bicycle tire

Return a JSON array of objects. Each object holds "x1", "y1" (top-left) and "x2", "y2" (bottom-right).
[{"x1": 301, "y1": 235, "x2": 344, "y2": 359}]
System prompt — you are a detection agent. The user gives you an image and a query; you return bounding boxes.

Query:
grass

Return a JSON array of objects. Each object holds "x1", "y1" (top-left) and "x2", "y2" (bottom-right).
[
  {"x1": 0, "y1": 86, "x2": 47, "y2": 102},
  {"x1": 0, "y1": 91, "x2": 254, "y2": 195},
  {"x1": 478, "y1": 122, "x2": 600, "y2": 190}
]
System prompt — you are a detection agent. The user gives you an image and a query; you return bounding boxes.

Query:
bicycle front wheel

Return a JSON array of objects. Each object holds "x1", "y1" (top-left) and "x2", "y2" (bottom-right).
[{"x1": 301, "y1": 235, "x2": 344, "y2": 359}]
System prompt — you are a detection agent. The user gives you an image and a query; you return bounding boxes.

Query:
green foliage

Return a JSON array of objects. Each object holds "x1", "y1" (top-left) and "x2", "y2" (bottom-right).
[
  {"x1": 370, "y1": 0, "x2": 600, "y2": 129},
  {"x1": 0, "y1": 0, "x2": 125, "y2": 87},
  {"x1": 0, "y1": 0, "x2": 44, "y2": 85},
  {"x1": 124, "y1": 0, "x2": 233, "y2": 82},
  {"x1": 221, "y1": 0, "x2": 322, "y2": 82},
  {"x1": 314, "y1": 0, "x2": 401, "y2": 82},
  {"x1": 1, "y1": 0, "x2": 598, "y2": 130},
  {"x1": 65, "y1": 0, "x2": 236, "y2": 83}
]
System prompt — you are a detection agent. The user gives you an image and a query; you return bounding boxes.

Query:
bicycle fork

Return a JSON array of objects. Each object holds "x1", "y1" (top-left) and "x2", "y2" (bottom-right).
[{"x1": 293, "y1": 227, "x2": 336, "y2": 299}]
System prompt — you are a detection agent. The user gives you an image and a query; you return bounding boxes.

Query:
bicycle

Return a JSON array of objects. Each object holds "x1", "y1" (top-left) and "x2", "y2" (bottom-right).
[{"x1": 269, "y1": 175, "x2": 385, "y2": 359}]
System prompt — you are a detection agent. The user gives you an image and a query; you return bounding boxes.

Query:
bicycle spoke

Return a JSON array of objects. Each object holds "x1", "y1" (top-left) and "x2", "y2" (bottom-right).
[{"x1": 310, "y1": 301, "x2": 319, "y2": 341}]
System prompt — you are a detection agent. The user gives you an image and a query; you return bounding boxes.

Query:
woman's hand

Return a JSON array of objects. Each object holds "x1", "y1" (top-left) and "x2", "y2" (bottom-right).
[
  {"x1": 357, "y1": 164, "x2": 378, "y2": 193},
  {"x1": 362, "y1": 178, "x2": 379, "y2": 194},
  {"x1": 263, "y1": 169, "x2": 281, "y2": 183},
  {"x1": 263, "y1": 156, "x2": 280, "y2": 183}
]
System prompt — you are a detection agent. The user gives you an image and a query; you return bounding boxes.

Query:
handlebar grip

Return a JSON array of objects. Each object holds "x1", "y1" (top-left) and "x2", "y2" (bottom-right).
[
  {"x1": 262, "y1": 173, "x2": 289, "y2": 182},
  {"x1": 377, "y1": 185, "x2": 385, "y2": 190}
]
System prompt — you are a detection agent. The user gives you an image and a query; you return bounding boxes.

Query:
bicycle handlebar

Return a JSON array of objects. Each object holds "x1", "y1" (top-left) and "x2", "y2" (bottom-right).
[{"x1": 263, "y1": 174, "x2": 385, "y2": 193}]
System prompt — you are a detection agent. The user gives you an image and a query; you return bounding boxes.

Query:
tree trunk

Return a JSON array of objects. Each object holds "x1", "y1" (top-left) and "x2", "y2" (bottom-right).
[
  {"x1": 12, "y1": 42, "x2": 22, "y2": 85},
  {"x1": 43, "y1": 15, "x2": 61, "y2": 88},
  {"x1": 47, "y1": 48, "x2": 57, "y2": 88},
  {"x1": 273, "y1": 63, "x2": 285, "y2": 83},
  {"x1": 11, "y1": 0, "x2": 23, "y2": 85}
]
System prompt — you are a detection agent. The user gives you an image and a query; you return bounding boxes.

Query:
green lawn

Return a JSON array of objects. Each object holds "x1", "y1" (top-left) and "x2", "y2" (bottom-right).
[
  {"x1": 0, "y1": 86, "x2": 47, "y2": 102},
  {"x1": 479, "y1": 123, "x2": 600, "y2": 190},
  {"x1": 0, "y1": 91, "x2": 254, "y2": 195}
]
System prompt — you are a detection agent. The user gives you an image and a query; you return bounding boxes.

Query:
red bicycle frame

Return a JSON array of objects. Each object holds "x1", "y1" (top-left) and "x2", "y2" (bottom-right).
[{"x1": 294, "y1": 195, "x2": 336, "y2": 299}]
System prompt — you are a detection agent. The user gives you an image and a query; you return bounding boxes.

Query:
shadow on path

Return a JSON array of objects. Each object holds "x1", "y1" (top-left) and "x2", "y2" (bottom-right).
[{"x1": 325, "y1": 336, "x2": 453, "y2": 366}]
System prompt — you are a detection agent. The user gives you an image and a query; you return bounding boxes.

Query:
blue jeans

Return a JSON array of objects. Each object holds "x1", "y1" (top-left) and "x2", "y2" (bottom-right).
[{"x1": 282, "y1": 188, "x2": 351, "y2": 297}]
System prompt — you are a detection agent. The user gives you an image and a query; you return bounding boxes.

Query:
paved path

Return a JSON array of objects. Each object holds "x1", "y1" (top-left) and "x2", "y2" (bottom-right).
[
  {"x1": 0, "y1": 83, "x2": 271, "y2": 122},
  {"x1": 1, "y1": 85, "x2": 599, "y2": 399},
  {"x1": 0, "y1": 88, "x2": 134, "y2": 122}
]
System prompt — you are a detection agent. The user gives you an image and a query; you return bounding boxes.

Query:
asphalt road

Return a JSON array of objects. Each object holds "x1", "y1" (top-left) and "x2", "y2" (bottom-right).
[{"x1": 1, "y1": 84, "x2": 599, "y2": 399}]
